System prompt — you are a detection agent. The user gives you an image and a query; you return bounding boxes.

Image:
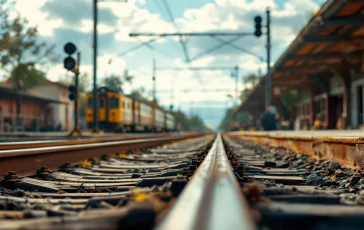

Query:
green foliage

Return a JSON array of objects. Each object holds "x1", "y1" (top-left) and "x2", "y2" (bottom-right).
[
  {"x1": 102, "y1": 70, "x2": 133, "y2": 91},
  {"x1": 102, "y1": 74, "x2": 123, "y2": 91},
  {"x1": 243, "y1": 74, "x2": 262, "y2": 87},
  {"x1": 0, "y1": 0, "x2": 58, "y2": 116},
  {"x1": 59, "y1": 72, "x2": 89, "y2": 93},
  {"x1": 0, "y1": 15, "x2": 58, "y2": 76},
  {"x1": 218, "y1": 107, "x2": 250, "y2": 132},
  {"x1": 10, "y1": 63, "x2": 45, "y2": 90},
  {"x1": 188, "y1": 115, "x2": 209, "y2": 132},
  {"x1": 280, "y1": 89, "x2": 300, "y2": 109},
  {"x1": 171, "y1": 110, "x2": 210, "y2": 132},
  {"x1": 239, "y1": 88, "x2": 251, "y2": 102},
  {"x1": 129, "y1": 87, "x2": 150, "y2": 102}
]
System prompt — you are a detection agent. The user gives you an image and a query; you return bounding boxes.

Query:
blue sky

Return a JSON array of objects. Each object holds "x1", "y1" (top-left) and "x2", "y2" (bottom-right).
[{"x1": 13, "y1": 0, "x2": 327, "y2": 130}]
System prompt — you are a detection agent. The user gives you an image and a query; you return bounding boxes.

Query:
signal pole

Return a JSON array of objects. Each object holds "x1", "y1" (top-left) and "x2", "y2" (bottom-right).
[
  {"x1": 266, "y1": 8, "x2": 271, "y2": 107},
  {"x1": 235, "y1": 66, "x2": 239, "y2": 106},
  {"x1": 68, "y1": 52, "x2": 82, "y2": 137},
  {"x1": 75, "y1": 52, "x2": 80, "y2": 132}
]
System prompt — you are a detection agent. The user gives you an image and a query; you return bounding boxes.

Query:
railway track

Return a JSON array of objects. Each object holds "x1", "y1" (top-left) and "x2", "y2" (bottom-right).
[
  {"x1": 0, "y1": 134, "x2": 215, "y2": 229},
  {"x1": 0, "y1": 133, "x2": 203, "y2": 176},
  {"x1": 1, "y1": 132, "x2": 363, "y2": 229},
  {"x1": 225, "y1": 135, "x2": 364, "y2": 230},
  {"x1": 0, "y1": 133, "x2": 187, "y2": 150}
]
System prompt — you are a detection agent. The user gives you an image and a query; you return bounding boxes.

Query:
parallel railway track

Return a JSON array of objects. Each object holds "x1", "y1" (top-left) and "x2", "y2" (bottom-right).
[
  {"x1": 0, "y1": 133, "x2": 203, "y2": 176},
  {"x1": 0, "y1": 133, "x2": 185, "y2": 150},
  {"x1": 1, "y1": 132, "x2": 363, "y2": 229}
]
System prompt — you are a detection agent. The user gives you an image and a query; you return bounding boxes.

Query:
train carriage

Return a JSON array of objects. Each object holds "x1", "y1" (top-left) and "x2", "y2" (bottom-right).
[
  {"x1": 154, "y1": 108, "x2": 165, "y2": 132},
  {"x1": 139, "y1": 101, "x2": 153, "y2": 132},
  {"x1": 86, "y1": 87, "x2": 177, "y2": 133},
  {"x1": 165, "y1": 112, "x2": 176, "y2": 132},
  {"x1": 86, "y1": 87, "x2": 133, "y2": 132}
]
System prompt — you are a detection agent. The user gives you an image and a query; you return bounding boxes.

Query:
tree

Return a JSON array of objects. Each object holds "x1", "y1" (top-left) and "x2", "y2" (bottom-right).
[
  {"x1": 0, "y1": 1, "x2": 58, "y2": 116},
  {"x1": 102, "y1": 74, "x2": 123, "y2": 91},
  {"x1": 218, "y1": 107, "x2": 250, "y2": 132},
  {"x1": 101, "y1": 69, "x2": 133, "y2": 91},
  {"x1": 243, "y1": 74, "x2": 262, "y2": 88},
  {"x1": 129, "y1": 87, "x2": 150, "y2": 101},
  {"x1": 189, "y1": 115, "x2": 209, "y2": 132},
  {"x1": 171, "y1": 110, "x2": 210, "y2": 132},
  {"x1": 59, "y1": 72, "x2": 89, "y2": 94},
  {"x1": 239, "y1": 88, "x2": 251, "y2": 102}
]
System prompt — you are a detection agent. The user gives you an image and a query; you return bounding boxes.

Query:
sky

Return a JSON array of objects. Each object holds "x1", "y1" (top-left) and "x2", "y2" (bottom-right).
[{"x1": 12, "y1": 0, "x2": 326, "y2": 130}]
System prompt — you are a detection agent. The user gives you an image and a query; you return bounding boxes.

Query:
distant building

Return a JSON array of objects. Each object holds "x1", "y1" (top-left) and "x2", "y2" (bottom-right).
[
  {"x1": 0, "y1": 85, "x2": 64, "y2": 132},
  {"x1": 1, "y1": 79, "x2": 74, "y2": 131}
]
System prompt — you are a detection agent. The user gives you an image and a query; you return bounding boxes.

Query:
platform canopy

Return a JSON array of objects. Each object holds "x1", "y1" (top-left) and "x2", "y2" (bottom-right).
[{"x1": 272, "y1": 0, "x2": 364, "y2": 89}]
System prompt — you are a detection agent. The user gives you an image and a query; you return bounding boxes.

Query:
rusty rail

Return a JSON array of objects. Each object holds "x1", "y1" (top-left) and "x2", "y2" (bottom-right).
[
  {"x1": 0, "y1": 133, "x2": 191, "y2": 150},
  {"x1": 0, "y1": 133, "x2": 204, "y2": 176},
  {"x1": 155, "y1": 134, "x2": 255, "y2": 230}
]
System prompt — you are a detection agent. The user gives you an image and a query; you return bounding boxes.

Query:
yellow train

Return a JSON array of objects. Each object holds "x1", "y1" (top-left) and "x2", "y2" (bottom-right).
[{"x1": 85, "y1": 87, "x2": 177, "y2": 132}]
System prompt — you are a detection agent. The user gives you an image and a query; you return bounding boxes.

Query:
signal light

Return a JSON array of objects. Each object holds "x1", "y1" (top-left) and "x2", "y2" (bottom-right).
[
  {"x1": 64, "y1": 57, "x2": 76, "y2": 70},
  {"x1": 63, "y1": 42, "x2": 77, "y2": 71},
  {"x1": 64, "y1": 42, "x2": 76, "y2": 55},
  {"x1": 68, "y1": 84, "x2": 77, "y2": 101},
  {"x1": 254, "y1": 16, "x2": 262, "y2": 37}
]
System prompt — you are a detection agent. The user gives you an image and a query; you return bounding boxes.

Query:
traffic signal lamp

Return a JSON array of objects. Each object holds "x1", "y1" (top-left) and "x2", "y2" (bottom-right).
[
  {"x1": 64, "y1": 57, "x2": 76, "y2": 70},
  {"x1": 254, "y1": 16, "x2": 262, "y2": 37},
  {"x1": 63, "y1": 42, "x2": 77, "y2": 71},
  {"x1": 68, "y1": 85, "x2": 77, "y2": 101}
]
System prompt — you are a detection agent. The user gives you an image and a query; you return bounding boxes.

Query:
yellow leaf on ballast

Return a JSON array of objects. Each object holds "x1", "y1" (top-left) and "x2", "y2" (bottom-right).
[
  {"x1": 119, "y1": 153, "x2": 127, "y2": 158},
  {"x1": 135, "y1": 193, "x2": 148, "y2": 202},
  {"x1": 82, "y1": 159, "x2": 92, "y2": 168}
]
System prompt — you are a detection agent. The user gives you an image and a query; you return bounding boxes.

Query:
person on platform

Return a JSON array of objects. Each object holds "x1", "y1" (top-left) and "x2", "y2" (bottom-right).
[
  {"x1": 260, "y1": 106, "x2": 276, "y2": 131},
  {"x1": 313, "y1": 114, "x2": 322, "y2": 130}
]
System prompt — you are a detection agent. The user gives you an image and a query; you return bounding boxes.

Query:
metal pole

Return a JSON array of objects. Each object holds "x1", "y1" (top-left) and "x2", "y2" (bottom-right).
[
  {"x1": 231, "y1": 71, "x2": 236, "y2": 106},
  {"x1": 75, "y1": 52, "x2": 80, "y2": 130},
  {"x1": 92, "y1": 0, "x2": 98, "y2": 132},
  {"x1": 235, "y1": 66, "x2": 239, "y2": 106},
  {"x1": 266, "y1": 8, "x2": 272, "y2": 107},
  {"x1": 153, "y1": 58, "x2": 156, "y2": 102}
]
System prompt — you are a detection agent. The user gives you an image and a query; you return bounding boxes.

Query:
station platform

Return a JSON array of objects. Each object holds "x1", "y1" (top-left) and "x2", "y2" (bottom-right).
[{"x1": 227, "y1": 130, "x2": 364, "y2": 168}]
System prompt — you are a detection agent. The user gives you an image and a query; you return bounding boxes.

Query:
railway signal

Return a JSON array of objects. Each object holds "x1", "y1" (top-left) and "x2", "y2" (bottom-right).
[
  {"x1": 254, "y1": 9, "x2": 271, "y2": 108},
  {"x1": 64, "y1": 42, "x2": 77, "y2": 71},
  {"x1": 254, "y1": 16, "x2": 262, "y2": 37},
  {"x1": 68, "y1": 85, "x2": 77, "y2": 101},
  {"x1": 63, "y1": 42, "x2": 82, "y2": 137}
]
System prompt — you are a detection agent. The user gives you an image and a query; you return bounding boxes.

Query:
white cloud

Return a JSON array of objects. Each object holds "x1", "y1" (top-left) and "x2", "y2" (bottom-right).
[{"x1": 13, "y1": 0, "x2": 63, "y2": 36}]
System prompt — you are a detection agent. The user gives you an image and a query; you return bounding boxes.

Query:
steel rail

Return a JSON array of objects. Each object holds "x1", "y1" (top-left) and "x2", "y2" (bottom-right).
[
  {"x1": 0, "y1": 133, "x2": 188, "y2": 150},
  {"x1": 0, "y1": 133, "x2": 205, "y2": 176},
  {"x1": 155, "y1": 134, "x2": 256, "y2": 230}
]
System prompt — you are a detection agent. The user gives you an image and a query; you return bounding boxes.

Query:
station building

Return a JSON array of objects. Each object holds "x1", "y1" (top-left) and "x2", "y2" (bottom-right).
[
  {"x1": 234, "y1": 0, "x2": 364, "y2": 130},
  {"x1": 0, "y1": 79, "x2": 74, "y2": 132}
]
